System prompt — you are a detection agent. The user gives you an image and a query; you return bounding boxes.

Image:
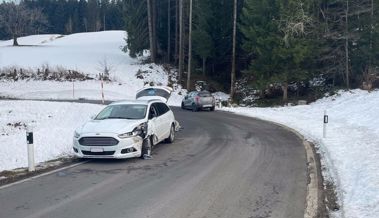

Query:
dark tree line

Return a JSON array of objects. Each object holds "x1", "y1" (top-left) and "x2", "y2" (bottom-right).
[
  {"x1": 124, "y1": 0, "x2": 379, "y2": 102},
  {"x1": 0, "y1": 0, "x2": 124, "y2": 40},
  {"x1": 124, "y1": 0, "x2": 246, "y2": 93}
]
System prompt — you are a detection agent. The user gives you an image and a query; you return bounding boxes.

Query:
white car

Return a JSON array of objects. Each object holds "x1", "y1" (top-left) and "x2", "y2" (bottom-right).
[{"x1": 73, "y1": 87, "x2": 178, "y2": 159}]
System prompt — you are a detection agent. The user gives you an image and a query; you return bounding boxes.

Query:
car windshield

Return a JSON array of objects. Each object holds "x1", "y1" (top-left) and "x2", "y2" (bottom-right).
[
  {"x1": 198, "y1": 91, "x2": 211, "y2": 97},
  {"x1": 95, "y1": 104, "x2": 147, "y2": 120}
]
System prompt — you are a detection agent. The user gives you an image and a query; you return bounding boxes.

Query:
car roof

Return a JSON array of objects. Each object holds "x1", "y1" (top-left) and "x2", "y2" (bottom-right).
[{"x1": 110, "y1": 99, "x2": 164, "y2": 106}]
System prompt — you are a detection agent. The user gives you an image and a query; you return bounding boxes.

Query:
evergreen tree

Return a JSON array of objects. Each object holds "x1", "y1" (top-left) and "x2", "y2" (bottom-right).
[
  {"x1": 123, "y1": 0, "x2": 149, "y2": 57},
  {"x1": 192, "y1": 0, "x2": 214, "y2": 76},
  {"x1": 241, "y1": 0, "x2": 314, "y2": 101}
]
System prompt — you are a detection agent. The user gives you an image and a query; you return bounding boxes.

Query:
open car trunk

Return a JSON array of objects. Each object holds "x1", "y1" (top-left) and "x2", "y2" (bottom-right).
[{"x1": 136, "y1": 87, "x2": 172, "y2": 102}]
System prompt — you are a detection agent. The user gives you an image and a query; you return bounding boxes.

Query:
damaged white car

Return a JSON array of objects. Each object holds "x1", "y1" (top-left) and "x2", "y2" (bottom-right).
[{"x1": 73, "y1": 87, "x2": 179, "y2": 159}]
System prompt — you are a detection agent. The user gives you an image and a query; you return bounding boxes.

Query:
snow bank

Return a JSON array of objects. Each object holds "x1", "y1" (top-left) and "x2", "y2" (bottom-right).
[
  {"x1": 0, "y1": 100, "x2": 104, "y2": 172},
  {"x1": 223, "y1": 89, "x2": 379, "y2": 218}
]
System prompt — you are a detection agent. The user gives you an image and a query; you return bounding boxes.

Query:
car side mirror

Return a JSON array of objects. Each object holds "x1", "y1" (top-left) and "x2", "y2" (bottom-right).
[
  {"x1": 90, "y1": 115, "x2": 96, "y2": 120},
  {"x1": 184, "y1": 96, "x2": 188, "y2": 100}
]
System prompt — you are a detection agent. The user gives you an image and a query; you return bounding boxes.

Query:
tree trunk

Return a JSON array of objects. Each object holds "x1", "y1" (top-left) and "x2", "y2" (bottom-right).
[
  {"x1": 202, "y1": 57, "x2": 206, "y2": 77},
  {"x1": 282, "y1": 82, "x2": 288, "y2": 103},
  {"x1": 152, "y1": 0, "x2": 157, "y2": 59},
  {"x1": 174, "y1": 0, "x2": 179, "y2": 65},
  {"x1": 187, "y1": 0, "x2": 193, "y2": 90},
  {"x1": 13, "y1": 35, "x2": 19, "y2": 46},
  {"x1": 230, "y1": 0, "x2": 237, "y2": 101},
  {"x1": 147, "y1": 0, "x2": 156, "y2": 62},
  {"x1": 369, "y1": 0, "x2": 374, "y2": 66},
  {"x1": 345, "y1": 0, "x2": 350, "y2": 89},
  {"x1": 103, "y1": 15, "x2": 106, "y2": 31},
  {"x1": 167, "y1": 0, "x2": 171, "y2": 63},
  {"x1": 178, "y1": 0, "x2": 184, "y2": 84}
]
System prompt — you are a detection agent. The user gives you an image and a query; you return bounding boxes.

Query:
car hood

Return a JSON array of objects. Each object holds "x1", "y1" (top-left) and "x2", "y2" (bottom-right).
[{"x1": 78, "y1": 119, "x2": 145, "y2": 135}]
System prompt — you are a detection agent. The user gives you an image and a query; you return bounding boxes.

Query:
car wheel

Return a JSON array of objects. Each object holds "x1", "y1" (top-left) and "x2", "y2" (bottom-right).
[
  {"x1": 165, "y1": 124, "x2": 175, "y2": 143},
  {"x1": 181, "y1": 102, "x2": 185, "y2": 109},
  {"x1": 192, "y1": 104, "x2": 198, "y2": 112},
  {"x1": 141, "y1": 136, "x2": 152, "y2": 158},
  {"x1": 210, "y1": 106, "x2": 215, "y2": 111}
]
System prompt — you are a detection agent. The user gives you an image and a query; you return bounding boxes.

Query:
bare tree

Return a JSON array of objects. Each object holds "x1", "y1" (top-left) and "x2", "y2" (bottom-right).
[
  {"x1": 167, "y1": 0, "x2": 171, "y2": 63},
  {"x1": 97, "y1": 56, "x2": 115, "y2": 81},
  {"x1": 174, "y1": 0, "x2": 179, "y2": 65},
  {"x1": 230, "y1": 0, "x2": 237, "y2": 101},
  {"x1": 0, "y1": 2, "x2": 47, "y2": 46},
  {"x1": 345, "y1": 0, "x2": 350, "y2": 89},
  {"x1": 186, "y1": 0, "x2": 193, "y2": 90},
  {"x1": 147, "y1": 0, "x2": 156, "y2": 62},
  {"x1": 178, "y1": 0, "x2": 184, "y2": 84}
]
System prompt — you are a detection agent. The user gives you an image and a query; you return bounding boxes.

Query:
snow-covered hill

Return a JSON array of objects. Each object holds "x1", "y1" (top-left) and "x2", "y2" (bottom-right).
[
  {"x1": 0, "y1": 31, "x2": 181, "y2": 103},
  {"x1": 224, "y1": 89, "x2": 379, "y2": 218}
]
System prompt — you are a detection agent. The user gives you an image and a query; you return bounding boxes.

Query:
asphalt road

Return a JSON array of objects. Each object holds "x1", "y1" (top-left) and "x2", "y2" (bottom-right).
[{"x1": 0, "y1": 107, "x2": 307, "y2": 218}]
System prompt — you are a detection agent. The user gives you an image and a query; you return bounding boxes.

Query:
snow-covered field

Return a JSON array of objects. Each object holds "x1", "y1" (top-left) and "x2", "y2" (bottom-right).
[
  {"x1": 0, "y1": 31, "x2": 179, "y2": 103},
  {"x1": 223, "y1": 89, "x2": 379, "y2": 218}
]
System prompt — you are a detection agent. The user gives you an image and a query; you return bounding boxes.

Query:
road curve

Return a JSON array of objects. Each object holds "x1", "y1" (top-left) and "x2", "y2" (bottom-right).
[{"x1": 0, "y1": 108, "x2": 307, "y2": 218}]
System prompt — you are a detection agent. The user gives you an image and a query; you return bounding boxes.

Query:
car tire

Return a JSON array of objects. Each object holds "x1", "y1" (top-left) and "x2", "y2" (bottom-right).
[
  {"x1": 192, "y1": 104, "x2": 198, "y2": 112},
  {"x1": 210, "y1": 106, "x2": 215, "y2": 111},
  {"x1": 141, "y1": 136, "x2": 152, "y2": 158},
  {"x1": 181, "y1": 102, "x2": 185, "y2": 109},
  {"x1": 165, "y1": 124, "x2": 175, "y2": 143}
]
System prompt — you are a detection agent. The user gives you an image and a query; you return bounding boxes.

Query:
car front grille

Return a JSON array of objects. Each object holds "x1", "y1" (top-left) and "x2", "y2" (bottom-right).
[
  {"x1": 81, "y1": 150, "x2": 116, "y2": 156},
  {"x1": 79, "y1": 137, "x2": 119, "y2": 146}
]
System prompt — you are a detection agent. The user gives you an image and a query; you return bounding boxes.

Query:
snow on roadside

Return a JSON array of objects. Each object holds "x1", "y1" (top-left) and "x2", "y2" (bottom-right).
[
  {"x1": 0, "y1": 100, "x2": 103, "y2": 172},
  {"x1": 222, "y1": 89, "x2": 379, "y2": 218}
]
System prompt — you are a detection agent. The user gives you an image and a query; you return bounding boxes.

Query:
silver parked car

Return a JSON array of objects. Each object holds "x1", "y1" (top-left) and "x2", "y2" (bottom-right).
[{"x1": 181, "y1": 91, "x2": 216, "y2": 112}]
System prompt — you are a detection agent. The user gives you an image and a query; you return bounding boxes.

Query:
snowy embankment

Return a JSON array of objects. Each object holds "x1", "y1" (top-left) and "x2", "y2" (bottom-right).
[
  {"x1": 0, "y1": 100, "x2": 103, "y2": 172},
  {"x1": 223, "y1": 89, "x2": 379, "y2": 218}
]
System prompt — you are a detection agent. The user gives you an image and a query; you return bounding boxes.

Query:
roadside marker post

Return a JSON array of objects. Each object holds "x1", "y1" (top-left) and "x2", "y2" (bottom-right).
[
  {"x1": 323, "y1": 110, "x2": 328, "y2": 138},
  {"x1": 26, "y1": 127, "x2": 35, "y2": 172}
]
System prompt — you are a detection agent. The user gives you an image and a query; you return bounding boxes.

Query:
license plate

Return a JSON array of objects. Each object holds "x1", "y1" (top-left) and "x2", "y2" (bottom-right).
[
  {"x1": 90, "y1": 148, "x2": 104, "y2": 152},
  {"x1": 203, "y1": 104, "x2": 212, "y2": 107}
]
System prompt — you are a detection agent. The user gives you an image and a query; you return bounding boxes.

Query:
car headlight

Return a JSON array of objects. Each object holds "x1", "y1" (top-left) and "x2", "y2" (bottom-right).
[
  {"x1": 74, "y1": 131, "x2": 81, "y2": 138},
  {"x1": 118, "y1": 122, "x2": 147, "y2": 139}
]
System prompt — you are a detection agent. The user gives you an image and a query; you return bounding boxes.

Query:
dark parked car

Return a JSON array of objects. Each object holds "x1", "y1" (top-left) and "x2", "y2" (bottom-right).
[{"x1": 181, "y1": 91, "x2": 215, "y2": 112}]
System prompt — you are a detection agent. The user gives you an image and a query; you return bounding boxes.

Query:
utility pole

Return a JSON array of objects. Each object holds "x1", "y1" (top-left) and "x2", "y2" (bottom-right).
[
  {"x1": 230, "y1": 0, "x2": 237, "y2": 101},
  {"x1": 187, "y1": 0, "x2": 193, "y2": 90}
]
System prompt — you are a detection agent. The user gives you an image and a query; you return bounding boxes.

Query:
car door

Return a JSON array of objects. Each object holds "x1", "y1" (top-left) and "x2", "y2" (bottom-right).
[
  {"x1": 156, "y1": 102, "x2": 171, "y2": 139},
  {"x1": 147, "y1": 104, "x2": 160, "y2": 145},
  {"x1": 151, "y1": 103, "x2": 167, "y2": 142}
]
